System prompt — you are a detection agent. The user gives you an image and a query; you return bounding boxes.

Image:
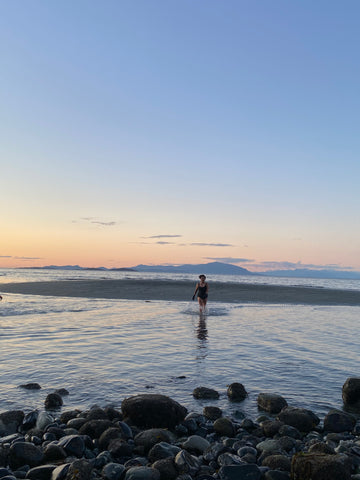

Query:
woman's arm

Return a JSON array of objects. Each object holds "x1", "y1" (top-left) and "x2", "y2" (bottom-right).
[{"x1": 192, "y1": 283, "x2": 199, "y2": 300}]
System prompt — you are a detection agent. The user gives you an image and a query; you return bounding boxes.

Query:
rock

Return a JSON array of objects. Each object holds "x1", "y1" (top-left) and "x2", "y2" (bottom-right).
[
  {"x1": 148, "y1": 442, "x2": 181, "y2": 463},
  {"x1": 78, "y1": 419, "x2": 113, "y2": 438},
  {"x1": 44, "y1": 393, "x2": 63, "y2": 410},
  {"x1": 59, "y1": 410, "x2": 81, "y2": 424},
  {"x1": 277, "y1": 407, "x2": 319, "y2": 433},
  {"x1": 264, "y1": 471, "x2": 290, "y2": 480},
  {"x1": 125, "y1": 466, "x2": 160, "y2": 480},
  {"x1": 308, "y1": 442, "x2": 335, "y2": 454},
  {"x1": 63, "y1": 459, "x2": 92, "y2": 480},
  {"x1": 116, "y1": 421, "x2": 133, "y2": 439},
  {"x1": 108, "y1": 438, "x2": 133, "y2": 458},
  {"x1": 99, "y1": 427, "x2": 123, "y2": 450},
  {"x1": 36, "y1": 412, "x2": 54, "y2": 430},
  {"x1": 227, "y1": 383, "x2": 247, "y2": 401},
  {"x1": 51, "y1": 463, "x2": 70, "y2": 480},
  {"x1": 257, "y1": 393, "x2": 288, "y2": 414},
  {"x1": 174, "y1": 450, "x2": 202, "y2": 476},
  {"x1": 291, "y1": 452, "x2": 352, "y2": 480},
  {"x1": 54, "y1": 388, "x2": 69, "y2": 397},
  {"x1": 151, "y1": 457, "x2": 178, "y2": 480},
  {"x1": 43, "y1": 443, "x2": 67, "y2": 462},
  {"x1": 134, "y1": 429, "x2": 176, "y2": 453},
  {"x1": 25, "y1": 465, "x2": 56, "y2": 480},
  {"x1": 256, "y1": 439, "x2": 283, "y2": 456},
  {"x1": 101, "y1": 462, "x2": 126, "y2": 480},
  {"x1": 122, "y1": 394, "x2": 187, "y2": 428},
  {"x1": 342, "y1": 377, "x2": 360, "y2": 409},
  {"x1": 203, "y1": 406, "x2": 222, "y2": 420},
  {"x1": 19, "y1": 383, "x2": 41, "y2": 390},
  {"x1": 182, "y1": 435, "x2": 210, "y2": 453},
  {"x1": 261, "y1": 454, "x2": 291, "y2": 471},
  {"x1": 219, "y1": 464, "x2": 262, "y2": 480},
  {"x1": 192, "y1": 387, "x2": 219, "y2": 399},
  {"x1": 278, "y1": 424, "x2": 301, "y2": 439},
  {"x1": 0, "y1": 411, "x2": 24, "y2": 436},
  {"x1": 323, "y1": 409, "x2": 356, "y2": 433},
  {"x1": 261, "y1": 420, "x2": 284, "y2": 437},
  {"x1": 8, "y1": 442, "x2": 44, "y2": 470},
  {"x1": 66, "y1": 418, "x2": 87, "y2": 430},
  {"x1": 213, "y1": 417, "x2": 235, "y2": 437},
  {"x1": 84, "y1": 407, "x2": 108, "y2": 420},
  {"x1": 21, "y1": 411, "x2": 38, "y2": 431},
  {"x1": 58, "y1": 435, "x2": 85, "y2": 457},
  {"x1": 217, "y1": 452, "x2": 244, "y2": 466}
]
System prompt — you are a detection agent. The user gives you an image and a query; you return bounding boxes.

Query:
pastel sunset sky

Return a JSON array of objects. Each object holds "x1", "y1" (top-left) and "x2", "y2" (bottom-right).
[{"x1": 1, "y1": 1, "x2": 359, "y2": 271}]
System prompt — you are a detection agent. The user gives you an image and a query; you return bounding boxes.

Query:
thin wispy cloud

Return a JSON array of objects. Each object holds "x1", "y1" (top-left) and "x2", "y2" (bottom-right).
[
  {"x1": 0, "y1": 255, "x2": 12, "y2": 258},
  {"x1": 190, "y1": 242, "x2": 235, "y2": 247},
  {"x1": 142, "y1": 234, "x2": 183, "y2": 239},
  {"x1": 14, "y1": 256, "x2": 43, "y2": 260},
  {"x1": 74, "y1": 217, "x2": 119, "y2": 227},
  {"x1": 204, "y1": 257, "x2": 254, "y2": 264}
]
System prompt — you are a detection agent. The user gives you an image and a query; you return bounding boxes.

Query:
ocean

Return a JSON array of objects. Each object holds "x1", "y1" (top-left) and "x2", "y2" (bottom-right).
[{"x1": 1, "y1": 268, "x2": 360, "y2": 421}]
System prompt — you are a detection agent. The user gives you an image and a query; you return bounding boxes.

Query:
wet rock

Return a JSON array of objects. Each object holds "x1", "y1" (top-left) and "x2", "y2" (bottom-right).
[
  {"x1": 19, "y1": 383, "x2": 41, "y2": 390},
  {"x1": 227, "y1": 383, "x2": 247, "y2": 401},
  {"x1": 261, "y1": 420, "x2": 284, "y2": 437},
  {"x1": 174, "y1": 450, "x2": 202, "y2": 476},
  {"x1": 101, "y1": 462, "x2": 126, "y2": 480},
  {"x1": 308, "y1": 442, "x2": 335, "y2": 454},
  {"x1": 66, "y1": 418, "x2": 86, "y2": 430},
  {"x1": 51, "y1": 463, "x2": 70, "y2": 480},
  {"x1": 84, "y1": 407, "x2": 108, "y2": 421},
  {"x1": 54, "y1": 388, "x2": 69, "y2": 397},
  {"x1": 99, "y1": 427, "x2": 123, "y2": 450},
  {"x1": 44, "y1": 393, "x2": 63, "y2": 410},
  {"x1": 213, "y1": 417, "x2": 235, "y2": 437},
  {"x1": 122, "y1": 394, "x2": 187, "y2": 428},
  {"x1": 43, "y1": 443, "x2": 67, "y2": 462},
  {"x1": 8, "y1": 442, "x2": 44, "y2": 470},
  {"x1": 324, "y1": 409, "x2": 356, "y2": 433},
  {"x1": 218, "y1": 452, "x2": 244, "y2": 466},
  {"x1": 277, "y1": 407, "x2": 319, "y2": 433},
  {"x1": 219, "y1": 464, "x2": 262, "y2": 480},
  {"x1": 193, "y1": 387, "x2": 220, "y2": 400},
  {"x1": 342, "y1": 377, "x2": 360, "y2": 409},
  {"x1": 0, "y1": 411, "x2": 24, "y2": 436},
  {"x1": 36, "y1": 412, "x2": 54, "y2": 431},
  {"x1": 182, "y1": 435, "x2": 210, "y2": 453},
  {"x1": 58, "y1": 435, "x2": 85, "y2": 457},
  {"x1": 151, "y1": 457, "x2": 178, "y2": 480},
  {"x1": 59, "y1": 410, "x2": 81, "y2": 424},
  {"x1": 78, "y1": 419, "x2": 113, "y2": 438},
  {"x1": 116, "y1": 421, "x2": 133, "y2": 439},
  {"x1": 264, "y1": 471, "x2": 290, "y2": 480},
  {"x1": 203, "y1": 406, "x2": 222, "y2": 420},
  {"x1": 108, "y1": 438, "x2": 133, "y2": 459},
  {"x1": 63, "y1": 459, "x2": 92, "y2": 480},
  {"x1": 25, "y1": 464, "x2": 56, "y2": 480},
  {"x1": 291, "y1": 452, "x2": 352, "y2": 480},
  {"x1": 256, "y1": 439, "x2": 283, "y2": 456},
  {"x1": 148, "y1": 442, "x2": 181, "y2": 462},
  {"x1": 278, "y1": 424, "x2": 301, "y2": 439},
  {"x1": 125, "y1": 466, "x2": 160, "y2": 480},
  {"x1": 134, "y1": 429, "x2": 176, "y2": 453},
  {"x1": 257, "y1": 393, "x2": 288, "y2": 414},
  {"x1": 261, "y1": 454, "x2": 291, "y2": 471}
]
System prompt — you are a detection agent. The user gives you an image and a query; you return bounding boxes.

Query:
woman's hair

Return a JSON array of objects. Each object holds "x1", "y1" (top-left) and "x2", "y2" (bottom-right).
[{"x1": 199, "y1": 274, "x2": 206, "y2": 279}]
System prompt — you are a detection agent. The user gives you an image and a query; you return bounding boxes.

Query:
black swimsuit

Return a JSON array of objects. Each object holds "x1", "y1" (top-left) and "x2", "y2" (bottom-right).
[{"x1": 198, "y1": 284, "x2": 208, "y2": 300}]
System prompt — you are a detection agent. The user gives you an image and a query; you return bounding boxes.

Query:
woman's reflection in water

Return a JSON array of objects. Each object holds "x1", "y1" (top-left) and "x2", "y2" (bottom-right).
[{"x1": 196, "y1": 314, "x2": 208, "y2": 361}]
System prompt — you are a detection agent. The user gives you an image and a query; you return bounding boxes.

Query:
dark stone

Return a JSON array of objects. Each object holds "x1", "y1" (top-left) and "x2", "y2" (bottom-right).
[
  {"x1": 278, "y1": 424, "x2": 301, "y2": 439},
  {"x1": 19, "y1": 383, "x2": 41, "y2": 390},
  {"x1": 25, "y1": 465, "x2": 56, "y2": 480},
  {"x1": 291, "y1": 452, "x2": 352, "y2": 480},
  {"x1": 192, "y1": 387, "x2": 219, "y2": 400},
  {"x1": 99, "y1": 427, "x2": 123, "y2": 450},
  {"x1": 213, "y1": 417, "x2": 235, "y2": 437},
  {"x1": 63, "y1": 459, "x2": 92, "y2": 480},
  {"x1": 219, "y1": 464, "x2": 262, "y2": 480},
  {"x1": 8, "y1": 442, "x2": 44, "y2": 470},
  {"x1": 59, "y1": 410, "x2": 81, "y2": 424},
  {"x1": 342, "y1": 377, "x2": 360, "y2": 408},
  {"x1": 122, "y1": 394, "x2": 187, "y2": 429},
  {"x1": 203, "y1": 406, "x2": 222, "y2": 420},
  {"x1": 257, "y1": 393, "x2": 288, "y2": 414},
  {"x1": 125, "y1": 466, "x2": 160, "y2": 480},
  {"x1": 78, "y1": 419, "x2": 113, "y2": 438},
  {"x1": 44, "y1": 393, "x2": 63, "y2": 410},
  {"x1": 43, "y1": 444, "x2": 67, "y2": 462},
  {"x1": 148, "y1": 442, "x2": 181, "y2": 463},
  {"x1": 108, "y1": 438, "x2": 133, "y2": 458},
  {"x1": 261, "y1": 420, "x2": 284, "y2": 437},
  {"x1": 134, "y1": 429, "x2": 176, "y2": 453},
  {"x1": 264, "y1": 471, "x2": 290, "y2": 480},
  {"x1": 152, "y1": 457, "x2": 178, "y2": 480},
  {"x1": 54, "y1": 388, "x2": 69, "y2": 396},
  {"x1": 0, "y1": 411, "x2": 25, "y2": 436},
  {"x1": 261, "y1": 454, "x2": 291, "y2": 471},
  {"x1": 51, "y1": 463, "x2": 70, "y2": 480},
  {"x1": 277, "y1": 407, "x2": 319, "y2": 433},
  {"x1": 84, "y1": 407, "x2": 108, "y2": 420},
  {"x1": 308, "y1": 442, "x2": 335, "y2": 454},
  {"x1": 227, "y1": 383, "x2": 247, "y2": 401},
  {"x1": 101, "y1": 462, "x2": 125, "y2": 480},
  {"x1": 58, "y1": 435, "x2": 85, "y2": 457},
  {"x1": 323, "y1": 409, "x2": 356, "y2": 433},
  {"x1": 174, "y1": 450, "x2": 202, "y2": 476}
]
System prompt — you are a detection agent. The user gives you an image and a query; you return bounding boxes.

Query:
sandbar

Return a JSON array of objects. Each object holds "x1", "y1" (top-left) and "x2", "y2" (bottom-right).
[{"x1": 1, "y1": 279, "x2": 360, "y2": 305}]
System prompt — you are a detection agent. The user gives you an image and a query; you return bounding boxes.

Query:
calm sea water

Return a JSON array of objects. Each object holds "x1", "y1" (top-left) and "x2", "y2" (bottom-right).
[{"x1": 1, "y1": 268, "x2": 360, "y2": 421}]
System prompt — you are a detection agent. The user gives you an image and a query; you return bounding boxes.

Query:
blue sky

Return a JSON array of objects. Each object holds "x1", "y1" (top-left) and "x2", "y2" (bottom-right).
[{"x1": 1, "y1": 1, "x2": 359, "y2": 270}]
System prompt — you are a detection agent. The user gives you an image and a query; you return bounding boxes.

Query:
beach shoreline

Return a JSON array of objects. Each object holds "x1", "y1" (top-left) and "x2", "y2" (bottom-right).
[{"x1": 2, "y1": 278, "x2": 360, "y2": 305}]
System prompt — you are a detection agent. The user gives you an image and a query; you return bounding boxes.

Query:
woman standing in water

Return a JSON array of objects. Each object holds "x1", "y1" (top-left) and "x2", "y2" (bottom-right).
[{"x1": 193, "y1": 274, "x2": 209, "y2": 313}]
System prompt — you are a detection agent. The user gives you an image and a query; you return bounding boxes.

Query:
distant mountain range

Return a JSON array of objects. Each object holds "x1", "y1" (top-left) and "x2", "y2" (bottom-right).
[{"x1": 21, "y1": 262, "x2": 360, "y2": 280}]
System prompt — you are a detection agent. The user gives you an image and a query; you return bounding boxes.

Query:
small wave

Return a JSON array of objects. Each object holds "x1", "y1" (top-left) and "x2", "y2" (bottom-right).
[{"x1": 181, "y1": 304, "x2": 229, "y2": 316}]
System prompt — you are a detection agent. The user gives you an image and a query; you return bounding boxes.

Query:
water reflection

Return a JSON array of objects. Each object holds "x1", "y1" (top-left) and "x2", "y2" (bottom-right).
[{"x1": 196, "y1": 314, "x2": 208, "y2": 361}]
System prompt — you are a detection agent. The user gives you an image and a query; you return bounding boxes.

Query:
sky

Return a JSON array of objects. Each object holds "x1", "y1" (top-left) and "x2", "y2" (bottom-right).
[{"x1": 1, "y1": 0, "x2": 360, "y2": 271}]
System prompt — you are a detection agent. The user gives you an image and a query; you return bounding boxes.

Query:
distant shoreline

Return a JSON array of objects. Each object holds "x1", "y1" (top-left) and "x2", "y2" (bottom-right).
[{"x1": 2, "y1": 279, "x2": 360, "y2": 305}]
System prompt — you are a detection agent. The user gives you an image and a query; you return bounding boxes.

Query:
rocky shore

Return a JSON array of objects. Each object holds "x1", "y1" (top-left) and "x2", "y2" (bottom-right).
[{"x1": 1, "y1": 378, "x2": 360, "y2": 480}]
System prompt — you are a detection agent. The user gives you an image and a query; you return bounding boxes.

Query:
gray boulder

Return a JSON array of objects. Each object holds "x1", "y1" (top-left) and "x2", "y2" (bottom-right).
[
  {"x1": 257, "y1": 393, "x2": 288, "y2": 414},
  {"x1": 227, "y1": 383, "x2": 247, "y2": 401},
  {"x1": 122, "y1": 394, "x2": 187, "y2": 428},
  {"x1": 0, "y1": 411, "x2": 24, "y2": 436},
  {"x1": 25, "y1": 465, "x2": 56, "y2": 480},
  {"x1": 44, "y1": 393, "x2": 63, "y2": 409},
  {"x1": 151, "y1": 458, "x2": 178, "y2": 480},
  {"x1": 134, "y1": 429, "x2": 176, "y2": 453},
  {"x1": 192, "y1": 387, "x2": 219, "y2": 399},
  {"x1": 203, "y1": 406, "x2": 222, "y2": 420},
  {"x1": 125, "y1": 466, "x2": 160, "y2": 480},
  {"x1": 63, "y1": 459, "x2": 92, "y2": 480},
  {"x1": 291, "y1": 452, "x2": 351, "y2": 480},
  {"x1": 342, "y1": 377, "x2": 360, "y2": 409},
  {"x1": 78, "y1": 419, "x2": 113, "y2": 438},
  {"x1": 102, "y1": 462, "x2": 126, "y2": 480},
  {"x1": 219, "y1": 464, "x2": 262, "y2": 480},
  {"x1": 213, "y1": 417, "x2": 235, "y2": 437},
  {"x1": 8, "y1": 441, "x2": 44, "y2": 470},
  {"x1": 277, "y1": 407, "x2": 319, "y2": 433},
  {"x1": 323, "y1": 409, "x2": 356, "y2": 433},
  {"x1": 174, "y1": 450, "x2": 202, "y2": 476},
  {"x1": 58, "y1": 435, "x2": 85, "y2": 457},
  {"x1": 148, "y1": 442, "x2": 181, "y2": 463}
]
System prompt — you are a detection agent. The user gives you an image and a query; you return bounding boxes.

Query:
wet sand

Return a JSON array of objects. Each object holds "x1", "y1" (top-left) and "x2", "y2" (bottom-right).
[{"x1": 1, "y1": 279, "x2": 360, "y2": 305}]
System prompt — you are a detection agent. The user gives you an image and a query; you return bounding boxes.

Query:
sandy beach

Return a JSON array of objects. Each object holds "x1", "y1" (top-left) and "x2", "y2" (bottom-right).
[{"x1": 1, "y1": 278, "x2": 360, "y2": 305}]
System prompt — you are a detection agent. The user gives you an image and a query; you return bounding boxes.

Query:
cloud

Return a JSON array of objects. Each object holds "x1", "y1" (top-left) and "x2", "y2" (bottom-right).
[
  {"x1": 142, "y1": 234, "x2": 183, "y2": 239},
  {"x1": 204, "y1": 257, "x2": 254, "y2": 264},
  {"x1": 0, "y1": 255, "x2": 12, "y2": 258},
  {"x1": 155, "y1": 241, "x2": 176, "y2": 245},
  {"x1": 91, "y1": 221, "x2": 116, "y2": 226},
  {"x1": 251, "y1": 260, "x2": 356, "y2": 271},
  {"x1": 190, "y1": 242, "x2": 235, "y2": 247},
  {"x1": 14, "y1": 256, "x2": 43, "y2": 260},
  {"x1": 74, "y1": 217, "x2": 119, "y2": 227}
]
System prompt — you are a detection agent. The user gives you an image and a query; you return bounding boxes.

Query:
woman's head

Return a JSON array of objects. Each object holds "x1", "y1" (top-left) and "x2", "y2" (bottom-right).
[{"x1": 199, "y1": 274, "x2": 206, "y2": 280}]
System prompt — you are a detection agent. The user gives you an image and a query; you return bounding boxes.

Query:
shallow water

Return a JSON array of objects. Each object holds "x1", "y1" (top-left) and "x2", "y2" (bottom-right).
[{"x1": 1, "y1": 291, "x2": 359, "y2": 421}]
